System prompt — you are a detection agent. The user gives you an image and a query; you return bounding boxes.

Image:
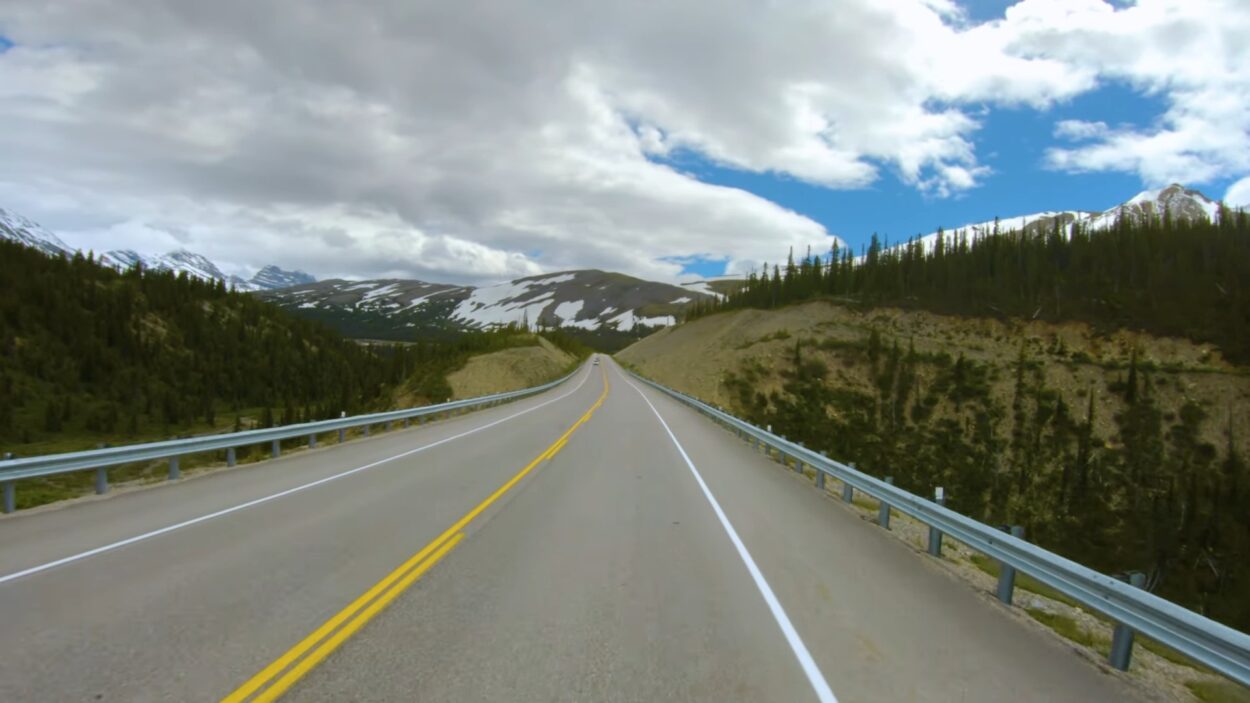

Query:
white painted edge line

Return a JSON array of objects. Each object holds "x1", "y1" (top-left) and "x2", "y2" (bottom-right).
[
  {"x1": 620, "y1": 366, "x2": 839, "y2": 703},
  {"x1": 0, "y1": 366, "x2": 594, "y2": 586}
]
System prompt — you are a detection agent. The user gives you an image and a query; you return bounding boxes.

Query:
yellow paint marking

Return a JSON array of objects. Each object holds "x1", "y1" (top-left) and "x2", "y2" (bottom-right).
[
  {"x1": 220, "y1": 532, "x2": 458, "y2": 703},
  {"x1": 221, "y1": 365, "x2": 609, "y2": 702},
  {"x1": 251, "y1": 533, "x2": 465, "y2": 703}
]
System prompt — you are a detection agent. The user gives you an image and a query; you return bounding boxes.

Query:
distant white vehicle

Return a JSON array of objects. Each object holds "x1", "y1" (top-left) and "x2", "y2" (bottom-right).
[{"x1": 593, "y1": 357, "x2": 600, "y2": 365}]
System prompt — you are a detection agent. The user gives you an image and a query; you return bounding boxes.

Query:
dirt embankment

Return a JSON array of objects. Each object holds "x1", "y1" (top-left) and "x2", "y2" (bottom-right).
[
  {"x1": 448, "y1": 337, "x2": 575, "y2": 399},
  {"x1": 616, "y1": 300, "x2": 1250, "y2": 454}
]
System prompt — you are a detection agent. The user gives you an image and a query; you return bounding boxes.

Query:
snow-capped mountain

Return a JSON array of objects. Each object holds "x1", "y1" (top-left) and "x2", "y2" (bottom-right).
[
  {"x1": 0, "y1": 207, "x2": 74, "y2": 258},
  {"x1": 0, "y1": 205, "x2": 314, "y2": 291},
  {"x1": 99, "y1": 250, "x2": 313, "y2": 291},
  {"x1": 894, "y1": 184, "x2": 1223, "y2": 257},
  {"x1": 258, "y1": 278, "x2": 467, "y2": 318},
  {"x1": 250, "y1": 265, "x2": 316, "y2": 290},
  {"x1": 150, "y1": 249, "x2": 228, "y2": 281},
  {"x1": 1085, "y1": 183, "x2": 1220, "y2": 230},
  {"x1": 451, "y1": 270, "x2": 697, "y2": 331},
  {"x1": 259, "y1": 270, "x2": 712, "y2": 341}
]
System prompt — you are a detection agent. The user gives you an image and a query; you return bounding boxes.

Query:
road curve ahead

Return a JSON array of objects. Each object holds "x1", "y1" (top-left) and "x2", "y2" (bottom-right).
[{"x1": 0, "y1": 357, "x2": 1145, "y2": 702}]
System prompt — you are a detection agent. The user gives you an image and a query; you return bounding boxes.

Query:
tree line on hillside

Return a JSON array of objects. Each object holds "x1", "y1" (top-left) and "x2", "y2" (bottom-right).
[
  {"x1": 723, "y1": 327, "x2": 1249, "y2": 631},
  {"x1": 690, "y1": 208, "x2": 1250, "y2": 364},
  {"x1": 0, "y1": 242, "x2": 587, "y2": 452}
]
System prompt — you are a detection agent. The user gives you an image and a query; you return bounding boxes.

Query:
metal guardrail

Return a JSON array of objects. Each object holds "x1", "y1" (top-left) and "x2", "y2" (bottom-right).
[
  {"x1": 628, "y1": 371, "x2": 1250, "y2": 686},
  {"x1": 0, "y1": 369, "x2": 579, "y2": 513}
]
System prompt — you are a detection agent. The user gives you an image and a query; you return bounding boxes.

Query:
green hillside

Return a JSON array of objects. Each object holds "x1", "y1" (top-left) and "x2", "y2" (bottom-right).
[
  {"x1": 691, "y1": 208, "x2": 1250, "y2": 363},
  {"x1": 0, "y1": 241, "x2": 416, "y2": 457}
]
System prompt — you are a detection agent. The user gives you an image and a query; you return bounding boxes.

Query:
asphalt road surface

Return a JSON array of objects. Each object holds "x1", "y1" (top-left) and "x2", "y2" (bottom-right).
[{"x1": 0, "y1": 357, "x2": 1145, "y2": 702}]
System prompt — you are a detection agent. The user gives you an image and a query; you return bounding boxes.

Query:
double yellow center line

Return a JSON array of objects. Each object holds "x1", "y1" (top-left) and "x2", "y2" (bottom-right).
[{"x1": 222, "y1": 367, "x2": 610, "y2": 702}]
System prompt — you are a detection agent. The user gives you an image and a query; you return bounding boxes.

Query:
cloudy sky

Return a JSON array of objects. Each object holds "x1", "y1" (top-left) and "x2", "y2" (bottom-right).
[{"x1": 1, "y1": 0, "x2": 1248, "y2": 284}]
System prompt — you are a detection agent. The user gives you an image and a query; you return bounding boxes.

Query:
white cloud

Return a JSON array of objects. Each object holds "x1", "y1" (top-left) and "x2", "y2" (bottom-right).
[
  {"x1": 1003, "y1": 0, "x2": 1250, "y2": 186},
  {"x1": 1226, "y1": 177, "x2": 1250, "y2": 209},
  {"x1": 0, "y1": 0, "x2": 1246, "y2": 283},
  {"x1": 1054, "y1": 120, "x2": 1110, "y2": 141}
]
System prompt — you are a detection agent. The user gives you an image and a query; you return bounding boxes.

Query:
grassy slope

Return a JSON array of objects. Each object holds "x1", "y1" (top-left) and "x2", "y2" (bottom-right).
[
  {"x1": 616, "y1": 300, "x2": 1250, "y2": 455},
  {"x1": 446, "y1": 337, "x2": 575, "y2": 399}
]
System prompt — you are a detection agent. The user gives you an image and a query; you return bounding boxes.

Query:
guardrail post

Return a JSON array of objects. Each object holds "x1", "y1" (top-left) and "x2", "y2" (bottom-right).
[
  {"x1": 385, "y1": 421, "x2": 392, "y2": 432},
  {"x1": 996, "y1": 525, "x2": 1025, "y2": 605},
  {"x1": 168, "y1": 456, "x2": 180, "y2": 481},
  {"x1": 1109, "y1": 572, "x2": 1147, "y2": 671},
  {"x1": 363, "y1": 424, "x2": 370, "y2": 436},
  {"x1": 402, "y1": 418, "x2": 409, "y2": 429},
  {"x1": 928, "y1": 487, "x2": 946, "y2": 556},
  {"x1": 227, "y1": 447, "x2": 236, "y2": 467},
  {"x1": 793, "y1": 442, "x2": 805, "y2": 473},
  {"x1": 2, "y1": 481, "x2": 14, "y2": 513},
  {"x1": 308, "y1": 434, "x2": 317, "y2": 449},
  {"x1": 841, "y1": 462, "x2": 855, "y2": 502},
  {"x1": 878, "y1": 477, "x2": 893, "y2": 529},
  {"x1": 95, "y1": 466, "x2": 109, "y2": 494},
  {"x1": 338, "y1": 428, "x2": 346, "y2": 443},
  {"x1": 271, "y1": 440, "x2": 281, "y2": 459}
]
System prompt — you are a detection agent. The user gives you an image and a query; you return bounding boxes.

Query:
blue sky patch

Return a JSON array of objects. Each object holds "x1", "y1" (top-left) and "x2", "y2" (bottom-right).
[
  {"x1": 662, "y1": 255, "x2": 730, "y2": 278},
  {"x1": 958, "y1": 0, "x2": 1016, "y2": 23},
  {"x1": 646, "y1": 78, "x2": 1228, "y2": 262}
]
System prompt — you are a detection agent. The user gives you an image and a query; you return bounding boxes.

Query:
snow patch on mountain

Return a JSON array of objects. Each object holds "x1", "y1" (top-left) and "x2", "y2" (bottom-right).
[
  {"x1": 527, "y1": 273, "x2": 577, "y2": 286},
  {"x1": 456, "y1": 289, "x2": 556, "y2": 327},
  {"x1": 360, "y1": 282, "x2": 402, "y2": 302},
  {"x1": 0, "y1": 207, "x2": 74, "y2": 257},
  {"x1": 553, "y1": 300, "x2": 585, "y2": 322},
  {"x1": 447, "y1": 269, "x2": 711, "y2": 332},
  {"x1": 608, "y1": 310, "x2": 675, "y2": 331},
  {"x1": 680, "y1": 281, "x2": 718, "y2": 297}
]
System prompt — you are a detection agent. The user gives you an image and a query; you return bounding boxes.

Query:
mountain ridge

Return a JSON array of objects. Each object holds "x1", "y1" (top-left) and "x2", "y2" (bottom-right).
[
  {"x1": 885, "y1": 183, "x2": 1222, "y2": 257},
  {"x1": 256, "y1": 269, "x2": 710, "y2": 344},
  {"x1": 0, "y1": 209, "x2": 314, "y2": 292}
]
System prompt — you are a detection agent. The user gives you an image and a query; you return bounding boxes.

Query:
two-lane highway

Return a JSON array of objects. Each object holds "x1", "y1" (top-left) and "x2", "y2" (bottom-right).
[{"x1": 0, "y1": 357, "x2": 1145, "y2": 701}]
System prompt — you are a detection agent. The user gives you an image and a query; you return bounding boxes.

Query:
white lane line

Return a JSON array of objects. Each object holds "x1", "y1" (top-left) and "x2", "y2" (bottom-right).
[
  {"x1": 0, "y1": 367, "x2": 594, "y2": 586},
  {"x1": 620, "y1": 367, "x2": 839, "y2": 703}
]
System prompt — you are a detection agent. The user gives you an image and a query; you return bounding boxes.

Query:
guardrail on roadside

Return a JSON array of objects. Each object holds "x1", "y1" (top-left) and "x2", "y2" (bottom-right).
[
  {"x1": 0, "y1": 369, "x2": 580, "y2": 514},
  {"x1": 626, "y1": 370, "x2": 1250, "y2": 687}
]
